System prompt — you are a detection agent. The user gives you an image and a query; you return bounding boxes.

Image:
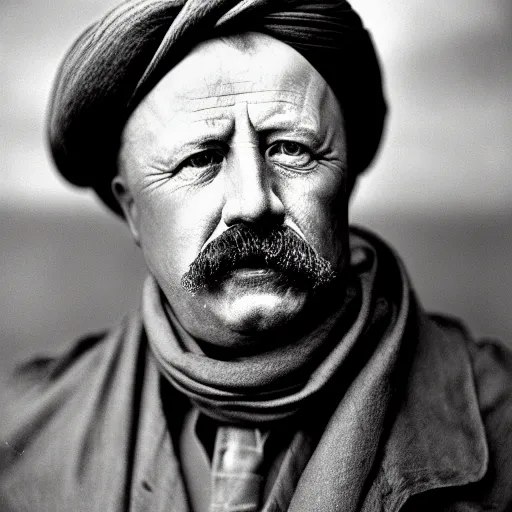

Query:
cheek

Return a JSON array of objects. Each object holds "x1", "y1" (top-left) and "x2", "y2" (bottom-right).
[
  {"x1": 135, "y1": 184, "x2": 224, "y2": 283},
  {"x1": 282, "y1": 170, "x2": 348, "y2": 262}
]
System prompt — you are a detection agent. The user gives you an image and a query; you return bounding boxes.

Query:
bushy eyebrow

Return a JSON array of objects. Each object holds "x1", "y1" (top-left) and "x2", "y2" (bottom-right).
[
  {"x1": 284, "y1": 127, "x2": 324, "y2": 147},
  {"x1": 251, "y1": 110, "x2": 326, "y2": 149}
]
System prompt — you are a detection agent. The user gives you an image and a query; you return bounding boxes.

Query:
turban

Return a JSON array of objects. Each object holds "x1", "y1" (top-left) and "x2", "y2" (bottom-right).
[{"x1": 48, "y1": 0, "x2": 387, "y2": 215}]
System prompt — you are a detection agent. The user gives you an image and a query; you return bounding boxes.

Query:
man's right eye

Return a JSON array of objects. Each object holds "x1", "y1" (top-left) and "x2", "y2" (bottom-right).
[{"x1": 182, "y1": 149, "x2": 224, "y2": 169}]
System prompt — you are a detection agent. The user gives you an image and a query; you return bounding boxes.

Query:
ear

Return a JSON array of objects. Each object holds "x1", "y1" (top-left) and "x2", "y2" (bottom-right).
[{"x1": 112, "y1": 176, "x2": 141, "y2": 246}]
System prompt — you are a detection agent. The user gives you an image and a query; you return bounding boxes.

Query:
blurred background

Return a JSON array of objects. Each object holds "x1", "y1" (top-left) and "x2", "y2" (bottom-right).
[{"x1": 1, "y1": 0, "x2": 511, "y2": 377}]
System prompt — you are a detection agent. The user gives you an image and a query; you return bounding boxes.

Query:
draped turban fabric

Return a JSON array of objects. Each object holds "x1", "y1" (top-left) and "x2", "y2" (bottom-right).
[{"x1": 48, "y1": 0, "x2": 387, "y2": 215}]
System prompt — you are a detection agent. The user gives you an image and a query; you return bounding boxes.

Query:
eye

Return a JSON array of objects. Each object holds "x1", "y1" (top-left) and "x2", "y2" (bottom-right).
[
  {"x1": 267, "y1": 141, "x2": 313, "y2": 168},
  {"x1": 181, "y1": 149, "x2": 224, "y2": 169}
]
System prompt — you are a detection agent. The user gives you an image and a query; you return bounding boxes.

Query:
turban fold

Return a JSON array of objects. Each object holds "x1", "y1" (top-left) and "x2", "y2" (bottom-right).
[{"x1": 48, "y1": 0, "x2": 387, "y2": 215}]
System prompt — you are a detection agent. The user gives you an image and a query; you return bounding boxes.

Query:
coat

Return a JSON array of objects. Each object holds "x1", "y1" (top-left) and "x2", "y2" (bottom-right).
[{"x1": 1, "y1": 307, "x2": 512, "y2": 511}]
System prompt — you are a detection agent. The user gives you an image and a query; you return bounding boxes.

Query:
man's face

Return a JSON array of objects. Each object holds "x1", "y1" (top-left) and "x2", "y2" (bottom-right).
[{"x1": 115, "y1": 33, "x2": 349, "y2": 349}]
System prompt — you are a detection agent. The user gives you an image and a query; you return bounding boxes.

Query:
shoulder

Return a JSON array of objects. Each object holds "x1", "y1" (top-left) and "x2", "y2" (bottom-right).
[
  {"x1": 3, "y1": 329, "x2": 110, "y2": 398},
  {"x1": 1, "y1": 309, "x2": 144, "y2": 432},
  {"x1": 2, "y1": 309, "x2": 143, "y2": 402},
  {"x1": 467, "y1": 336, "x2": 512, "y2": 510},
  {"x1": 431, "y1": 316, "x2": 512, "y2": 436},
  {"x1": 467, "y1": 336, "x2": 512, "y2": 412},
  {"x1": 426, "y1": 314, "x2": 512, "y2": 510},
  {"x1": 0, "y1": 310, "x2": 146, "y2": 509},
  {"x1": 426, "y1": 313, "x2": 512, "y2": 394}
]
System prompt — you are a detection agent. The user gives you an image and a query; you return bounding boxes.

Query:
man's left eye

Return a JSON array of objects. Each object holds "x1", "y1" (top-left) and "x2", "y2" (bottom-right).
[{"x1": 267, "y1": 141, "x2": 313, "y2": 168}]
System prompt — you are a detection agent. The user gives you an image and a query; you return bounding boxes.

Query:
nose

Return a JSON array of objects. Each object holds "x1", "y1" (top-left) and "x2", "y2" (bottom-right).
[{"x1": 222, "y1": 140, "x2": 285, "y2": 228}]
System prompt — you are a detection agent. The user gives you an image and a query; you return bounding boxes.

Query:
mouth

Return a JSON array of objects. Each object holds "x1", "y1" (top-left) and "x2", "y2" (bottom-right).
[
  {"x1": 224, "y1": 267, "x2": 304, "y2": 289},
  {"x1": 232, "y1": 268, "x2": 271, "y2": 276},
  {"x1": 229, "y1": 267, "x2": 277, "y2": 280},
  {"x1": 181, "y1": 224, "x2": 336, "y2": 294}
]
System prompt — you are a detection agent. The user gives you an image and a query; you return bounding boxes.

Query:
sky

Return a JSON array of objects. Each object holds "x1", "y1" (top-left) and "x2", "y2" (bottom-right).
[{"x1": 0, "y1": 0, "x2": 511, "y2": 215}]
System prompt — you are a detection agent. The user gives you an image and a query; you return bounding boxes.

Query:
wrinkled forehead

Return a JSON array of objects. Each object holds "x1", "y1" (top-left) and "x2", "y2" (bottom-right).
[
  {"x1": 123, "y1": 32, "x2": 341, "y2": 138},
  {"x1": 172, "y1": 33, "x2": 321, "y2": 97}
]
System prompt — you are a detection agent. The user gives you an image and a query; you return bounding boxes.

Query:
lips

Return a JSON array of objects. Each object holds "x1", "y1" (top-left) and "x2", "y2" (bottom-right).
[
  {"x1": 232, "y1": 268, "x2": 271, "y2": 277},
  {"x1": 225, "y1": 267, "x2": 297, "y2": 289}
]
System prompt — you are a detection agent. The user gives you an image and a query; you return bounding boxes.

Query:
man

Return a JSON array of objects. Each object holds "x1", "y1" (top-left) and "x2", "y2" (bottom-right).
[{"x1": 1, "y1": 0, "x2": 511, "y2": 511}]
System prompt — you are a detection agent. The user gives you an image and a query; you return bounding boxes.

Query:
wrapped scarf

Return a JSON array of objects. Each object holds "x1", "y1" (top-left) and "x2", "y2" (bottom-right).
[
  {"x1": 48, "y1": 0, "x2": 387, "y2": 215},
  {"x1": 143, "y1": 228, "x2": 415, "y2": 426}
]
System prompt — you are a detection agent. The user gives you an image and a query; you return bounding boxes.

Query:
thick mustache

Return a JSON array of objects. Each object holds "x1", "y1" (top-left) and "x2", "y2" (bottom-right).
[{"x1": 181, "y1": 224, "x2": 336, "y2": 293}]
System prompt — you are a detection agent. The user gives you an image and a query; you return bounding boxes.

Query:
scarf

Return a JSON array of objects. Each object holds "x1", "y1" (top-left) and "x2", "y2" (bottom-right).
[{"x1": 143, "y1": 227, "x2": 415, "y2": 427}]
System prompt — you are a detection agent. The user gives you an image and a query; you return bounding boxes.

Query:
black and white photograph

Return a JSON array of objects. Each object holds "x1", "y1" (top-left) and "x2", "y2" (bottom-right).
[{"x1": 1, "y1": 0, "x2": 511, "y2": 510}]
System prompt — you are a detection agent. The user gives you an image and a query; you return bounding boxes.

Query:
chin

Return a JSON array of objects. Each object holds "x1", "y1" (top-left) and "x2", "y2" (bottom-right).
[{"x1": 213, "y1": 280, "x2": 309, "y2": 336}]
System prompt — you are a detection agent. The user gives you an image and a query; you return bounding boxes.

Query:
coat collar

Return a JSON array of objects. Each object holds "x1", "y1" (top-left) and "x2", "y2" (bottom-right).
[{"x1": 377, "y1": 311, "x2": 489, "y2": 511}]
